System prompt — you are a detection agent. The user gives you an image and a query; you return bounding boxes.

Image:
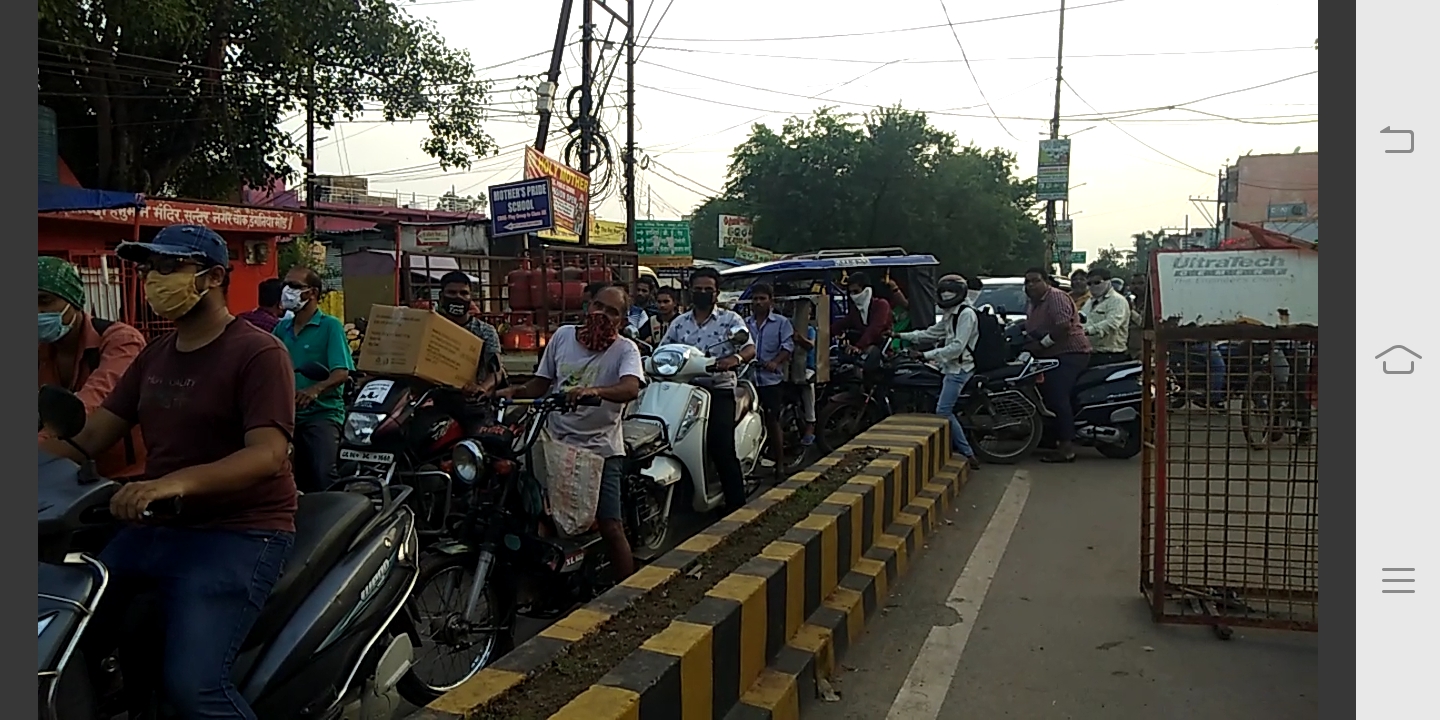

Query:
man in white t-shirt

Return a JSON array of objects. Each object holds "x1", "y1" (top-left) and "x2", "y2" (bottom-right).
[{"x1": 497, "y1": 284, "x2": 644, "y2": 579}]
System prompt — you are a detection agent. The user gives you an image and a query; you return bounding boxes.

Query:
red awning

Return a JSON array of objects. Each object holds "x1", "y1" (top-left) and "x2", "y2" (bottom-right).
[{"x1": 1222, "y1": 221, "x2": 1317, "y2": 251}]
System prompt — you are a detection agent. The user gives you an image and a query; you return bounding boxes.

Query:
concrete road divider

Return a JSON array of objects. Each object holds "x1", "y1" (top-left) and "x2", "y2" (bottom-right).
[{"x1": 409, "y1": 414, "x2": 968, "y2": 720}]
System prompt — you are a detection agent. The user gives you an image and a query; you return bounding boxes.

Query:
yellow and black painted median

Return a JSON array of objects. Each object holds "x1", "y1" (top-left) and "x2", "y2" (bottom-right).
[{"x1": 409, "y1": 414, "x2": 969, "y2": 720}]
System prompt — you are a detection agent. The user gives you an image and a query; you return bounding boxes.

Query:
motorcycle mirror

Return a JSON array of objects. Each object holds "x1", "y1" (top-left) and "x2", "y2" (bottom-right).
[
  {"x1": 39, "y1": 385, "x2": 86, "y2": 440},
  {"x1": 728, "y1": 326, "x2": 750, "y2": 346},
  {"x1": 296, "y1": 362, "x2": 331, "y2": 382}
]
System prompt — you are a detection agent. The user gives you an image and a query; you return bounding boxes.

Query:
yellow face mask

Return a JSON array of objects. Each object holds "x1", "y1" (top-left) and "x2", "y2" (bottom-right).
[{"x1": 144, "y1": 270, "x2": 208, "y2": 320}]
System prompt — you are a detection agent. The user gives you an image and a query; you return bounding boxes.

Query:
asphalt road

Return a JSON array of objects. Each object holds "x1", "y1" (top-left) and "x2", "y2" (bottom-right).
[{"x1": 806, "y1": 453, "x2": 1319, "y2": 720}]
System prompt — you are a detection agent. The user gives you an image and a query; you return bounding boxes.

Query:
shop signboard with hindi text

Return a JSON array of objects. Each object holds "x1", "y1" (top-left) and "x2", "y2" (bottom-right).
[
  {"x1": 634, "y1": 219, "x2": 692, "y2": 261},
  {"x1": 718, "y1": 214, "x2": 753, "y2": 248},
  {"x1": 49, "y1": 199, "x2": 306, "y2": 235},
  {"x1": 524, "y1": 147, "x2": 591, "y2": 243},
  {"x1": 587, "y1": 217, "x2": 628, "y2": 247},
  {"x1": 1036, "y1": 138, "x2": 1072, "y2": 202}
]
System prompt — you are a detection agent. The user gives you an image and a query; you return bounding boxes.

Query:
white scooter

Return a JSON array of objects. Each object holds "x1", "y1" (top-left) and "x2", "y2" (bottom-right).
[{"x1": 625, "y1": 327, "x2": 768, "y2": 543}]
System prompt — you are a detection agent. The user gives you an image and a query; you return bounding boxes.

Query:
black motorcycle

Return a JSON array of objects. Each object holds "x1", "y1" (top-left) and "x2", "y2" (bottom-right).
[
  {"x1": 816, "y1": 345, "x2": 1057, "y2": 464},
  {"x1": 397, "y1": 393, "x2": 639, "y2": 702},
  {"x1": 37, "y1": 385, "x2": 424, "y2": 720},
  {"x1": 336, "y1": 375, "x2": 474, "y2": 537}
]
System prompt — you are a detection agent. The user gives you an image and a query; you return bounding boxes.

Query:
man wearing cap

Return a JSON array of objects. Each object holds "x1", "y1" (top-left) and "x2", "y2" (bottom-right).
[
  {"x1": 38, "y1": 256, "x2": 148, "y2": 479},
  {"x1": 41, "y1": 224, "x2": 297, "y2": 720}
]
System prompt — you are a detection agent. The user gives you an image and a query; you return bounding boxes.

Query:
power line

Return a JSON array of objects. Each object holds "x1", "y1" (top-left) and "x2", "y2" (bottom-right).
[
  {"x1": 936, "y1": 0, "x2": 1018, "y2": 141},
  {"x1": 640, "y1": 44, "x2": 1318, "y2": 66},
  {"x1": 647, "y1": 157, "x2": 722, "y2": 195},
  {"x1": 1062, "y1": 78, "x2": 1211, "y2": 176},
  {"x1": 649, "y1": 0, "x2": 1126, "y2": 43},
  {"x1": 635, "y1": 0, "x2": 678, "y2": 63},
  {"x1": 636, "y1": 79, "x2": 1316, "y2": 125}
]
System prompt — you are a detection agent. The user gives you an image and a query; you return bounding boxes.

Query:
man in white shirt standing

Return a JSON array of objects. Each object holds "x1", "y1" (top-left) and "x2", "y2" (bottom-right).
[
  {"x1": 896, "y1": 274, "x2": 981, "y2": 470},
  {"x1": 497, "y1": 284, "x2": 644, "y2": 580},
  {"x1": 1079, "y1": 267, "x2": 1132, "y2": 366}
]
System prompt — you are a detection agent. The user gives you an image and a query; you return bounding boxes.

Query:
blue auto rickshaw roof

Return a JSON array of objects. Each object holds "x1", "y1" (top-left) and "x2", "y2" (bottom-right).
[{"x1": 719, "y1": 253, "x2": 940, "y2": 276}]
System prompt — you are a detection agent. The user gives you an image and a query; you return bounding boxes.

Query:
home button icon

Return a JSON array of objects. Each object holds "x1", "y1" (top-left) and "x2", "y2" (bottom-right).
[{"x1": 1376, "y1": 345, "x2": 1422, "y2": 374}]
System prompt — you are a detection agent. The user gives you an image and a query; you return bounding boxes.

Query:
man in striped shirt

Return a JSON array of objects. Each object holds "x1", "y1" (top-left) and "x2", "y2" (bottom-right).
[{"x1": 1023, "y1": 267, "x2": 1092, "y2": 463}]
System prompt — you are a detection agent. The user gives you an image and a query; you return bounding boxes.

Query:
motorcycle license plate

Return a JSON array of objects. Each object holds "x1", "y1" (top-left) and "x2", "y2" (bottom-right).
[{"x1": 339, "y1": 449, "x2": 395, "y2": 464}]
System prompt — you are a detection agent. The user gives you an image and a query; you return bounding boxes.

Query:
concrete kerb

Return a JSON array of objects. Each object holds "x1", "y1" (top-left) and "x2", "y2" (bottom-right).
[{"x1": 409, "y1": 414, "x2": 964, "y2": 720}]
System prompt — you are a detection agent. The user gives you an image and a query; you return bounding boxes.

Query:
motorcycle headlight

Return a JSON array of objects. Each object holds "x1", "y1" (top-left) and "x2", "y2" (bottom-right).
[
  {"x1": 343, "y1": 412, "x2": 384, "y2": 446},
  {"x1": 452, "y1": 440, "x2": 485, "y2": 484},
  {"x1": 651, "y1": 348, "x2": 685, "y2": 377}
]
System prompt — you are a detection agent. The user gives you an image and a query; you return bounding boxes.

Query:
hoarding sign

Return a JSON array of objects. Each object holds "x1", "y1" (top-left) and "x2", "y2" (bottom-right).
[
  {"x1": 1052, "y1": 250, "x2": 1086, "y2": 264},
  {"x1": 588, "y1": 217, "x2": 627, "y2": 246},
  {"x1": 634, "y1": 219, "x2": 692, "y2": 258},
  {"x1": 1036, "y1": 138, "x2": 1072, "y2": 202},
  {"x1": 524, "y1": 147, "x2": 591, "y2": 243},
  {"x1": 1154, "y1": 249, "x2": 1317, "y2": 326},
  {"x1": 733, "y1": 244, "x2": 778, "y2": 263},
  {"x1": 718, "y1": 214, "x2": 753, "y2": 248},
  {"x1": 488, "y1": 178, "x2": 553, "y2": 237},
  {"x1": 1055, "y1": 219, "x2": 1074, "y2": 252}
]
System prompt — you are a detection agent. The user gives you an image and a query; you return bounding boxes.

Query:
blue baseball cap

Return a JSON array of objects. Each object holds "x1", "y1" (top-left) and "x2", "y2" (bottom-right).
[{"x1": 116, "y1": 224, "x2": 231, "y2": 269}]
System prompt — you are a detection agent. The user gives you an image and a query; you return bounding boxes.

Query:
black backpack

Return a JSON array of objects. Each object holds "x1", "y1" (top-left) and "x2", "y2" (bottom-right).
[{"x1": 954, "y1": 306, "x2": 1007, "y2": 373}]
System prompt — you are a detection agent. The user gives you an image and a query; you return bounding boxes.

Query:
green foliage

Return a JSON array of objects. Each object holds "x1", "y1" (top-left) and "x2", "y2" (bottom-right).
[
  {"x1": 1089, "y1": 230, "x2": 1168, "y2": 279},
  {"x1": 685, "y1": 106, "x2": 1044, "y2": 275},
  {"x1": 39, "y1": 0, "x2": 498, "y2": 198},
  {"x1": 276, "y1": 235, "x2": 332, "y2": 278}
]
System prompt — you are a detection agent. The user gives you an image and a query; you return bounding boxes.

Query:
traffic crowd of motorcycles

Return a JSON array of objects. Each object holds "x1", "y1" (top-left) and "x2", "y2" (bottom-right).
[{"x1": 37, "y1": 276, "x2": 1317, "y2": 720}]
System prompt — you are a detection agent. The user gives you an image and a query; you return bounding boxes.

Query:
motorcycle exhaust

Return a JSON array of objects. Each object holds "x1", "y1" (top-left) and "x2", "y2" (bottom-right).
[{"x1": 1077, "y1": 425, "x2": 1124, "y2": 443}]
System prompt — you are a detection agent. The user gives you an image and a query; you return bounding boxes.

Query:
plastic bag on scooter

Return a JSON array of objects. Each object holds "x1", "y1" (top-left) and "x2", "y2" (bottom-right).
[{"x1": 531, "y1": 429, "x2": 605, "y2": 537}]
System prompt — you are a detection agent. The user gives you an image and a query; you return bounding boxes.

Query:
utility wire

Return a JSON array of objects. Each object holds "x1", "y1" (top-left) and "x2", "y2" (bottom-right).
[
  {"x1": 635, "y1": 0, "x2": 678, "y2": 63},
  {"x1": 936, "y1": 0, "x2": 1017, "y2": 141},
  {"x1": 1063, "y1": 78, "x2": 1212, "y2": 176},
  {"x1": 640, "y1": 44, "x2": 1318, "y2": 66},
  {"x1": 649, "y1": 0, "x2": 1125, "y2": 43}
]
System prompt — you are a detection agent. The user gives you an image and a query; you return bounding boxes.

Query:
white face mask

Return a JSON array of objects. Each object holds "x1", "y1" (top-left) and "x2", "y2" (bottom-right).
[
  {"x1": 281, "y1": 286, "x2": 305, "y2": 311},
  {"x1": 850, "y1": 287, "x2": 872, "y2": 308}
]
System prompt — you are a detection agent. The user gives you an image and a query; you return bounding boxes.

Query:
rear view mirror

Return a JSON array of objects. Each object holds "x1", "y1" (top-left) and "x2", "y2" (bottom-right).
[
  {"x1": 728, "y1": 326, "x2": 751, "y2": 346},
  {"x1": 39, "y1": 385, "x2": 86, "y2": 440}
]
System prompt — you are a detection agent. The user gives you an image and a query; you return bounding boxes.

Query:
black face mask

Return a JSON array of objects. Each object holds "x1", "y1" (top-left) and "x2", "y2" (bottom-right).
[
  {"x1": 691, "y1": 290, "x2": 716, "y2": 310},
  {"x1": 440, "y1": 299, "x2": 469, "y2": 318}
]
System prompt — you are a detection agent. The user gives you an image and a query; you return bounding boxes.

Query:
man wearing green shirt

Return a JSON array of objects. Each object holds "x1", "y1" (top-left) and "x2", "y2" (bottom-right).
[{"x1": 275, "y1": 266, "x2": 354, "y2": 492}]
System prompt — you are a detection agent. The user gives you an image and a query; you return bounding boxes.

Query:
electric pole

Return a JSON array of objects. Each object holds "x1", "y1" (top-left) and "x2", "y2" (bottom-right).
[
  {"x1": 535, "y1": 0, "x2": 575, "y2": 152},
  {"x1": 646, "y1": 184, "x2": 653, "y2": 220},
  {"x1": 305, "y1": 63, "x2": 316, "y2": 237},
  {"x1": 624, "y1": 0, "x2": 636, "y2": 254},
  {"x1": 1044, "y1": 0, "x2": 1067, "y2": 272}
]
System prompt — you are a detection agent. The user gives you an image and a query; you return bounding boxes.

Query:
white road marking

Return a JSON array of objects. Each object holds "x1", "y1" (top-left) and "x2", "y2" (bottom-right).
[{"x1": 885, "y1": 469, "x2": 1032, "y2": 720}]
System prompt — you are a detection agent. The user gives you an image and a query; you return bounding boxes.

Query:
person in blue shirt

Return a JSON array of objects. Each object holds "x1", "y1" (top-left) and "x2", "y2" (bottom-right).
[
  {"x1": 744, "y1": 283, "x2": 795, "y2": 480},
  {"x1": 274, "y1": 266, "x2": 354, "y2": 492}
]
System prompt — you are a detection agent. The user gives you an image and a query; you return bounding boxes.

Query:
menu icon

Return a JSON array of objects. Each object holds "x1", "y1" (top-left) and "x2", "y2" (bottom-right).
[{"x1": 1382, "y1": 568, "x2": 1416, "y2": 593}]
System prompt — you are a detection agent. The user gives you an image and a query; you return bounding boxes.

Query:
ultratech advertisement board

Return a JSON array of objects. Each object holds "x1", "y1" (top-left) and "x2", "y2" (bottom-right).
[{"x1": 1153, "y1": 248, "x2": 1317, "y2": 326}]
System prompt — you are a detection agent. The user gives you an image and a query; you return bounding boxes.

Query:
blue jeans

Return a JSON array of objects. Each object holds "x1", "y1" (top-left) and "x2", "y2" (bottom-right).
[
  {"x1": 937, "y1": 370, "x2": 976, "y2": 458},
  {"x1": 99, "y1": 525, "x2": 294, "y2": 719}
]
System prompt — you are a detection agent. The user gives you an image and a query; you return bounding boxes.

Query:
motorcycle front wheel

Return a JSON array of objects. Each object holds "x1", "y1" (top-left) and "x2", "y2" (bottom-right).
[
  {"x1": 816, "y1": 400, "x2": 881, "y2": 454},
  {"x1": 397, "y1": 553, "x2": 514, "y2": 705}
]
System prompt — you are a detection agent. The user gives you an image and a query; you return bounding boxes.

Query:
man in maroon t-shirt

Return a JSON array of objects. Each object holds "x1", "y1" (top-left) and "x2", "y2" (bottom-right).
[
  {"x1": 42, "y1": 224, "x2": 296, "y2": 720},
  {"x1": 1022, "y1": 266, "x2": 1093, "y2": 463}
]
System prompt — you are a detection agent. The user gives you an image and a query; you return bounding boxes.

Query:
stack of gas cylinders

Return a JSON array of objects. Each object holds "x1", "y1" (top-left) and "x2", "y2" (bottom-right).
[{"x1": 502, "y1": 255, "x2": 611, "y2": 351}]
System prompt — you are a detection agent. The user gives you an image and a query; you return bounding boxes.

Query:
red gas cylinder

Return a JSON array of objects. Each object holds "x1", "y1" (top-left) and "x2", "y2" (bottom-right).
[
  {"x1": 560, "y1": 262, "x2": 585, "y2": 282},
  {"x1": 584, "y1": 256, "x2": 610, "y2": 285},
  {"x1": 506, "y1": 259, "x2": 535, "y2": 311},
  {"x1": 561, "y1": 279, "x2": 585, "y2": 310},
  {"x1": 505, "y1": 322, "x2": 540, "y2": 351},
  {"x1": 528, "y1": 260, "x2": 556, "y2": 309}
]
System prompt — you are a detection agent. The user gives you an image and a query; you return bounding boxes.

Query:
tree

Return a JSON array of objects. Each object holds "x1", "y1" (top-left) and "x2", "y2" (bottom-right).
[
  {"x1": 1086, "y1": 246, "x2": 1136, "y2": 279},
  {"x1": 39, "y1": 0, "x2": 498, "y2": 198},
  {"x1": 436, "y1": 190, "x2": 484, "y2": 213},
  {"x1": 694, "y1": 106, "x2": 1044, "y2": 274}
]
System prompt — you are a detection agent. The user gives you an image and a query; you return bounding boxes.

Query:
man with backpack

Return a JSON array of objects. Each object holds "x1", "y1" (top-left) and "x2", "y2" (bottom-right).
[
  {"x1": 895, "y1": 274, "x2": 997, "y2": 470},
  {"x1": 37, "y1": 256, "x2": 148, "y2": 480}
]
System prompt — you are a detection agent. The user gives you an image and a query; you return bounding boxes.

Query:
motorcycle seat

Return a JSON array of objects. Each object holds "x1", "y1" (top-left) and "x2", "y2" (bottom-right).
[
  {"x1": 622, "y1": 419, "x2": 666, "y2": 455},
  {"x1": 1076, "y1": 362, "x2": 1140, "y2": 389},
  {"x1": 243, "y1": 491, "x2": 374, "y2": 650}
]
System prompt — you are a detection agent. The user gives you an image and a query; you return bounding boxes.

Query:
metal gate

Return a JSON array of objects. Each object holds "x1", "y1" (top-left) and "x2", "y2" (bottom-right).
[
  {"x1": 1140, "y1": 325, "x2": 1319, "y2": 637},
  {"x1": 65, "y1": 251, "x2": 176, "y2": 340}
]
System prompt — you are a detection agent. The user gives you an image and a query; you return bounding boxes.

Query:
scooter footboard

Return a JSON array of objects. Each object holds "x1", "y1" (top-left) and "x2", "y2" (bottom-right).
[{"x1": 241, "y1": 508, "x2": 420, "y2": 715}]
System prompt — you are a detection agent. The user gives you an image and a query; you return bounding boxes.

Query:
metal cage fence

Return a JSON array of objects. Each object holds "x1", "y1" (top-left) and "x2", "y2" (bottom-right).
[{"x1": 1140, "y1": 325, "x2": 1319, "y2": 638}]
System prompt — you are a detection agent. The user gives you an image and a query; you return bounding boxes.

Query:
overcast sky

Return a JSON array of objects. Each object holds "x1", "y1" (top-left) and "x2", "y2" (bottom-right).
[{"x1": 284, "y1": 0, "x2": 1318, "y2": 259}]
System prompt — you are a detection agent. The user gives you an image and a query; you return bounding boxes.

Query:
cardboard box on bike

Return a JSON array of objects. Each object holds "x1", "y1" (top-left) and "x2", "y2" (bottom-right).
[{"x1": 355, "y1": 305, "x2": 483, "y2": 388}]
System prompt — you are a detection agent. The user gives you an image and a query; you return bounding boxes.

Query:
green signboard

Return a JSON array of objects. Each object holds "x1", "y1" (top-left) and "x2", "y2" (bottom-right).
[
  {"x1": 634, "y1": 219, "x2": 692, "y2": 257},
  {"x1": 1052, "y1": 250, "x2": 1087, "y2": 264}
]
